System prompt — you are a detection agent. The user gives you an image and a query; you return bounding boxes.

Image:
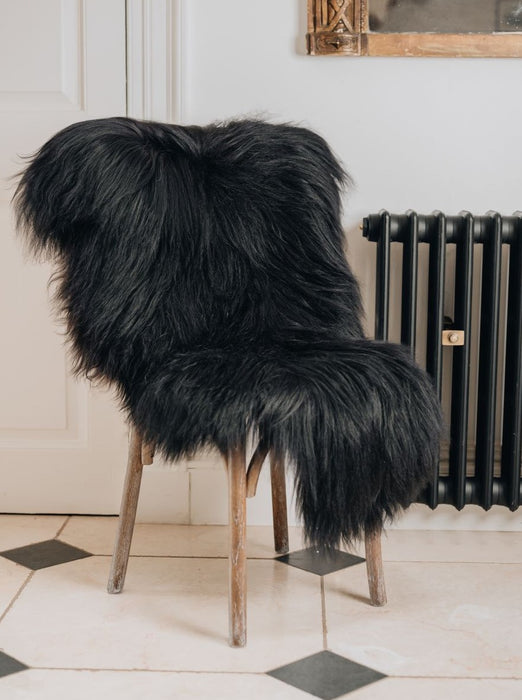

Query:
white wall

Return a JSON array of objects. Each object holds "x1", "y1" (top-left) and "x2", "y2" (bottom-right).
[
  {"x1": 181, "y1": 0, "x2": 522, "y2": 331},
  {"x1": 139, "y1": 0, "x2": 522, "y2": 530}
]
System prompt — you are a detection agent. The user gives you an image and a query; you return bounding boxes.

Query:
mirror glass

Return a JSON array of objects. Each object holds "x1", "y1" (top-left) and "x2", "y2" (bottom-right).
[{"x1": 368, "y1": 0, "x2": 522, "y2": 33}]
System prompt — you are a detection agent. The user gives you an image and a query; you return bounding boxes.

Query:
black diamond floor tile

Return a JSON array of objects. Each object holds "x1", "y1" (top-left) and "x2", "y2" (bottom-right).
[
  {"x1": 0, "y1": 651, "x2": 29, "y2": 679},
  {"x1": 267, "y1": 650, "x2": 386, "y2": 700},
  {"x1": 0, "y1": 539, "x2": 91, "y2": 570},
  {"x1": 275, "y1": 547, "x2": 365, "y2": 576}
]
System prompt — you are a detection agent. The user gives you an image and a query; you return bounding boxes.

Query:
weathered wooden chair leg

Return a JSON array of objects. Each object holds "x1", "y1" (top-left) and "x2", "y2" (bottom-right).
[
  {"x1": 107, "y1": 426, "x2": 144, "y2": 594},
  {"x1": 270, "y1": 451, "x2": 289, "y2": 554},
  {"x1": 227, "y1": 444, "x2": 247, "y2": 647},
  {"x1": 364, "y1": 529, "x2": 387, "y2": 606}
]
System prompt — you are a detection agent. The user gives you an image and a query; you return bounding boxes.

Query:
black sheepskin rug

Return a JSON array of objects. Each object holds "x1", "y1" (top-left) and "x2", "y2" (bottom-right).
[{"x1": 14, "y1": 116, "x2": 442, "y2": 548}]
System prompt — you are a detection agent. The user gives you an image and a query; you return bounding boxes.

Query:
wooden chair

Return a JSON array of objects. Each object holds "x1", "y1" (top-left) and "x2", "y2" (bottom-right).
[
  {"x1": 107, "y1": 427, "x2": 386, "y2": 647},
  {"x1": 16, "y1": 116, "x2": 439, "y2": 650}
]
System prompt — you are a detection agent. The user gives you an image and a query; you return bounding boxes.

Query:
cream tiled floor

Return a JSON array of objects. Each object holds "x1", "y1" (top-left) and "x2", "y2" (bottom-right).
[{"x1": 0, "y1": 515, "x2": 521, "y2": 699}]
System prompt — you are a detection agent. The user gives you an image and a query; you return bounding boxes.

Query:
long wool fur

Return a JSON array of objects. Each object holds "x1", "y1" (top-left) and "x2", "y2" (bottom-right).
[{"x1": 14, "y1": 116, "x2": 442, "y2": 548}]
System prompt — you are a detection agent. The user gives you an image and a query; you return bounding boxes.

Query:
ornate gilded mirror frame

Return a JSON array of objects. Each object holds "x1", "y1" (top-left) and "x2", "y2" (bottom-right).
[{"x1": 307, "y1": 0, "x2": 522, "y2": 57}]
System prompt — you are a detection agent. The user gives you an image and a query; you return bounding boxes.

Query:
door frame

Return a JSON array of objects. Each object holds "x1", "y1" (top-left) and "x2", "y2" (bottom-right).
[{"x1": 126, "y1": 0, "x2": 186, "y2": 123}]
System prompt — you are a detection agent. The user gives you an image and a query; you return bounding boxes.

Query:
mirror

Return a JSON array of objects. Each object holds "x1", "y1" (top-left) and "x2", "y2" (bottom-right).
[
  {"x1": 307, "y1": 0, "x2": 522, "y2": 57},
  {"x1": 369, "y1": 0, "x2": 522, "y2": 34}
]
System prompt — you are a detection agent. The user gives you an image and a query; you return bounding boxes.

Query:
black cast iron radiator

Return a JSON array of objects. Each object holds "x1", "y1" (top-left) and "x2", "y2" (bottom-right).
[{"x1": 363, "y1": 211, "x2": 522, "y2": 511}]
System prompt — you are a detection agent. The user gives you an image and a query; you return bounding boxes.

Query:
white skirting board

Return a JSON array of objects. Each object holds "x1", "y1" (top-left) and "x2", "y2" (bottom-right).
[{"x1": 135, "y1": 464, "x2": 522, "y2": 531}]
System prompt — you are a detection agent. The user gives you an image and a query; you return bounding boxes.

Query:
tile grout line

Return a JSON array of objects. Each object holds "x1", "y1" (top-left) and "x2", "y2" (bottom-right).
[
  {"x1": 79, "y1": 554, "x2": 298, "y2": 560},
  {"x1": 38, "y1": 551, "x2": 522, "y2": 565},
  {"x1": 18, "y1": 667, "x2": 522, "y2": 680},
  {"x1": 380, "y1": 559, "x2": 522, "y2": 565},
  {"x1": 389, "y1": 674, "x2": 522, "y2": 680},
  {"x1": 28, "y1": 666, "x2": 269, "y2": 675},
  {"x1": 55, "y1": 516, "x2": 71, "y2": 538},
  {"x1": 0, "y1": 570, "x2": 34, "y2": 625},
  {"x1": 320, "y1": 576, "x2": 328, "y2": 650},
  {"x1": 188, "y1": 471, "x2": 192, "y2": 525}
]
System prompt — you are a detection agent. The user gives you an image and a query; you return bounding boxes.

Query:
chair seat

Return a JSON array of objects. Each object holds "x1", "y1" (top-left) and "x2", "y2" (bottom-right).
[{"x1": 131, "y1": 338, "x2": 435, "y2": 454}]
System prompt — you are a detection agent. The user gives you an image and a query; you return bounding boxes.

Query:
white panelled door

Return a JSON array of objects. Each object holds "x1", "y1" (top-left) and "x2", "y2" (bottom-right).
[{"x1": 0, "y1": 0, "x2": 128, "y2": 512}]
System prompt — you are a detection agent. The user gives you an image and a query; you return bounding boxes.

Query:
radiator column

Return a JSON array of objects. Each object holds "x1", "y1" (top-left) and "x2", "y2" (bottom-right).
[
  {"x1": 501, "y1": 212, "x2": 522, "y2": 510},
  {"x1": 400, "y1": 210, "x2": 418, "y2": 354},
  {"x1": 375, "y1": 210, "x2": 391, "y2": 341},
  {"x1": 449, "y1": 212, "x2": 474, "y2": 509},
  {"x1": 475, "y1": 212, "x2": 503, "y2": 510},
  {"x1": 425, "y1": 212, "x2": 446, "y2": 508}
]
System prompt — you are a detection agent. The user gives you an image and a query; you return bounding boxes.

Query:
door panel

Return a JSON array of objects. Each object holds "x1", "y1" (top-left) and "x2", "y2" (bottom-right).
[{"x1": 0, "y1": 0, "x2": 128, "y2": 512}]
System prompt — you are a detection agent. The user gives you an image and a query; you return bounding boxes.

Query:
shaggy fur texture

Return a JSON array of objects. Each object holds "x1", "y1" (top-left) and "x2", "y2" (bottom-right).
[{"x1": 14, "y1": 116, "x2": 442, "y2": 547}]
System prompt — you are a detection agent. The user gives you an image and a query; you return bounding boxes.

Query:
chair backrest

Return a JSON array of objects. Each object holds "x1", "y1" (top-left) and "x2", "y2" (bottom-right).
[{"x1": 15, "y1": 117, "x2": 363, "y2": 386}]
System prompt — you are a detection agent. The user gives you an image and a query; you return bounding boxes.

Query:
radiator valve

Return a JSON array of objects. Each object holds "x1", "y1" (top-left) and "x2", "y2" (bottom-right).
[{"x1": 442, "y1": 330, "x2": 465, "y2": 346}]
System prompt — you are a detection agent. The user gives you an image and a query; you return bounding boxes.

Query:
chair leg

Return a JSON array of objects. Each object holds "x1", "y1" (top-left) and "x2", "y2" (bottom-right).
[
  {"x1": 270, "y1": 451, "x2": 289, "y2": 554},
  {"x1": 364, "y1": 528, "x2": 387, "y2": 606},
  {"x1": 107, "y1": 426, "x2": 144, "y2": 594},
  {"x1": 227, "y1": 444, "x2": 247, "y2": 647}
]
